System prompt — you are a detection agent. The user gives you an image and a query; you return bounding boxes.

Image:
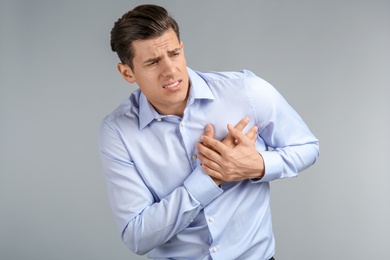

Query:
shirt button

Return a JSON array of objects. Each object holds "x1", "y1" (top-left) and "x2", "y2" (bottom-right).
[
  {"x1": 192, "y1": 154, "x2": 197, "y2": 160},
  {"x1": 157, "y1": 118, "x2": 162, "y2": 122},
  {"x1": 180, "y1": 121, "x2": 185, "y2": 127},
  {"x1": 209, "y1": 217, "x2": 214, "y2": 222},
  {"x1": 212, "y1": 247, "x2": 218, "y2": 253}
]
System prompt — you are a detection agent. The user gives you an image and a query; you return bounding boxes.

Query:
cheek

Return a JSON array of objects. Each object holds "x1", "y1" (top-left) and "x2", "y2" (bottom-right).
[
  {"x1": 137, "y1": 71, "x2": 155, "y2": 84},
  {"x1": 137, "y1": 73, "x2": 160, "y2": 93},
  {"x1": 178, "y1": 57, "x2": 187, "y2": 67}
]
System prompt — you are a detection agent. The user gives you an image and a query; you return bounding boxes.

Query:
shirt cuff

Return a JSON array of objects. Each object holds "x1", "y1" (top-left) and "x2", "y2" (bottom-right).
[
  {"x1": 256, "y1": 150, "x2": 283, "y2": 182},
  {"x1": 183, "y1": 166, "x2": 223, "y2": 207}
]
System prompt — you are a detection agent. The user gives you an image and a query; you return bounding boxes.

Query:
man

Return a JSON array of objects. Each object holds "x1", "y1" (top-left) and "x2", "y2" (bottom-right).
[{"x1": 99, "y1": 4, "x2": 319, "y2": 260}]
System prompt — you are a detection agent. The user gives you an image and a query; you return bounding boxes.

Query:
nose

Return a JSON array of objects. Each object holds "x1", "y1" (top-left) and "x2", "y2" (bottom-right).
[{"x1": 160, "y1": 57, "x2": 176, "y2": 78}]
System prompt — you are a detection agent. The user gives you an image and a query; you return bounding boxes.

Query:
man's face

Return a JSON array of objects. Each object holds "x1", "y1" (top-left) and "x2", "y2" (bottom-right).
[{"x1": 118, "y1": 28, "x2": 189, "y2": 117}]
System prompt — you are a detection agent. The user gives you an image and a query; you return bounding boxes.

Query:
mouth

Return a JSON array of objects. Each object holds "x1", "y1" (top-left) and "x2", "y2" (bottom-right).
[{"x1": 163, "y1": 80, "x2": 181, "y2": 89}]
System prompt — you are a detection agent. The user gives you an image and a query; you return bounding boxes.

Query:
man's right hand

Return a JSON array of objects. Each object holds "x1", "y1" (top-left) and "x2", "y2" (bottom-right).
[{"x1": 200, "y1": 117, "x2": 258, "y2": 185}]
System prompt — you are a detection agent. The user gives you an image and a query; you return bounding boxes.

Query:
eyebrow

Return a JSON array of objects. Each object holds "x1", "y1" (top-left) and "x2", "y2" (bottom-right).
[
  {"x1": 167, "y1": 47, "x2": 181, "y2": 55},
  {"x1": 143, "y1": 47, "x2": 182, "y2": 65}
]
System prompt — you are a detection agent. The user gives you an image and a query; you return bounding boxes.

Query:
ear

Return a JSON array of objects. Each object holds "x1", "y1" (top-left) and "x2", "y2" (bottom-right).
[{"x1": 117, "y1": 63, "x2": 136, "y2": 83}]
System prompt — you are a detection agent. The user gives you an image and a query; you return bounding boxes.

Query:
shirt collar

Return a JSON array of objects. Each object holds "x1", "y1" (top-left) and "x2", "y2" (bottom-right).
[{"x1": 138, "y1": 67, "x2": 215, "y2": 129}]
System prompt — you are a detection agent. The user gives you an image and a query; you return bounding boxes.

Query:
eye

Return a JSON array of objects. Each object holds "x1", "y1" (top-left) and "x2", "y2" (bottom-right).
[
  {"x1": 147, "y1": 60, "x2": 158, "y2": 66},
  {"x1": 170, "y1": 53, "x2": 179, "y2": 59},
  {"x1": 170, "y1": 50, "x2": 181, "y2": 58}
]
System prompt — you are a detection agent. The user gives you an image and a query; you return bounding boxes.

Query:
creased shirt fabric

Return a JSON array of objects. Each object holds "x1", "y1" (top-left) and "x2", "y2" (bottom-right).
[{"x1": 99, "y1": 68, "x2": 319, "y2": 260}]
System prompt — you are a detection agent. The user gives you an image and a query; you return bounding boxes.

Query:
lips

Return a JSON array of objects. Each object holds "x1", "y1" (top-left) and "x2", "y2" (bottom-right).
[{"x1": 163, "y1": 80, "x2": 181, "y2": 89}]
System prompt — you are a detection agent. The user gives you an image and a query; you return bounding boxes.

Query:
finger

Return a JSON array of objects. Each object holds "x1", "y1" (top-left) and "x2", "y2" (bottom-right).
[
  {"x1": 222, "y1": 117, "x2": 250, "y2": 146},
  {"x1": 233, "y1": 116, "x2": 250, "y2": 131},
  {"x1": 203, "y1": 124, "x2": 215, "y2": 139},
  {"x1": 197, "y1": 152, "x2": 222, "y2": 172},
  {"x1": 234, "y1": 125, "x2": 257, "y2": 145},
  {"x1": 227, "y1": 123, "x2": 252, "y2": 145},
  {"x1": 197, "y1": 141, "x2": 224, "y2": 162},
  {"x1": 246, "y1": 125, "x2": 258, "y2": 143},
  {"x1": 200, "y1": 162, "x2": 224, "y2": 180},
  {"x1": 200, "y1": 136, "x2": 227, "y2": 155}
]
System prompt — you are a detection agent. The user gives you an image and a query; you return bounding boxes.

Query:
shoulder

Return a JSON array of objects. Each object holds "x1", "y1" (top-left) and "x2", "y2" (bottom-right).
[
  {"x1": 194, "y1": 69, "x2": 272, "y2": 90},
  {"x1": 102, "y1": 89, "x2": 141, "y2": 126},
  {"x1": 192, "y1": 69, "x2": 273, "y2": 94},
  {"x1": 195, "y1": 69, "x2": 258, "y2": 83}
]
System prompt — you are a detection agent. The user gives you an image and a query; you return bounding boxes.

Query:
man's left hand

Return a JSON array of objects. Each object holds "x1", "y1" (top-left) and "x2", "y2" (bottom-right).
[{"x1": 196, "y1": 122, "x2": 265, "y2": 183}]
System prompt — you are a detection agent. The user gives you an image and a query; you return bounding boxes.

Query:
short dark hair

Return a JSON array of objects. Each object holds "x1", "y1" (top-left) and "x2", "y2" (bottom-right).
[{"x1": 110, "y1": 4, "x2": 180, "y2": 70}]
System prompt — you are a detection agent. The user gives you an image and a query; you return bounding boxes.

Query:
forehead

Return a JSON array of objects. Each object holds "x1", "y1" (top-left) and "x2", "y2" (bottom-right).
[{"x1": 132, "y1": 29, "x2": 180, "y2": 58}]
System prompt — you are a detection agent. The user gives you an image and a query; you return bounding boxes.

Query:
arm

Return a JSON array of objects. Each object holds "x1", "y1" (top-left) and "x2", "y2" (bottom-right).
[
  {"x1": 197, "y1": 74, "x2": 319, "y2": 183},
  {"x1": 99, "y1": 118, "x2": 253, "y2": 254},
  {"x1": 99, "y1": 121, "x2": 222, "y2": 254}
]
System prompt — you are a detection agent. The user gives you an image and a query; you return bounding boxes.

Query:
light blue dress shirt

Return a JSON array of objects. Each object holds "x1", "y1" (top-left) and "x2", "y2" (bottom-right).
[{"x1": 99, "y1": 68, "x2": 319, "y2": 259}]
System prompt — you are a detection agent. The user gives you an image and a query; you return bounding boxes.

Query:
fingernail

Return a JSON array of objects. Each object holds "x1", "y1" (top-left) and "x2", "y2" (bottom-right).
[{"x1": 205, "y1": 124, "x2": 210, "y2": 131}]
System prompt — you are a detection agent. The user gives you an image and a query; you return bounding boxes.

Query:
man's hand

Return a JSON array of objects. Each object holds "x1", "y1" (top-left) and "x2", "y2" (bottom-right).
[{"x1": 197, "y1": 117, "x2": 265, "y2": 185}]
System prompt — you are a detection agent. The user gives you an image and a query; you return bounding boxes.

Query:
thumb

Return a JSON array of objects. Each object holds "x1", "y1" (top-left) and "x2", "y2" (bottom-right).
[{"x1": 203, "y1": 124, "x2": 215, "y2": 138}]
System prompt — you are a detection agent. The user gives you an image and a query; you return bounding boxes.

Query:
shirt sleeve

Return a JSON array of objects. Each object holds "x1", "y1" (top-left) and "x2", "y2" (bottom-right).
[
  {"x1": 99, "y1": 120, "x2": 222, "y2": 255},
  {"x1": 244, "y1": 71, "x2": 320, "y2": 182}
]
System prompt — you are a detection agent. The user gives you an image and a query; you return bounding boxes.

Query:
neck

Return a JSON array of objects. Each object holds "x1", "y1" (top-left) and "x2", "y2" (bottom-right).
[{"x1": 153, "y1": 101, "x2": 186, "y2": 118}]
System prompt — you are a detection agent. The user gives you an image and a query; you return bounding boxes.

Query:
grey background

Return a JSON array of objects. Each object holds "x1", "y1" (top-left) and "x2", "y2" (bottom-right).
[{"x1": 1, "y1": 0, "x2": 389, "y2": 259}]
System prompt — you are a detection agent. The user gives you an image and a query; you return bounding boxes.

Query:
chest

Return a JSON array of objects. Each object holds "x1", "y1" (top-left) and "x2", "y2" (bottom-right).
[{"x1": 124, "y1": 99, "x2": 262, "y2": 200}]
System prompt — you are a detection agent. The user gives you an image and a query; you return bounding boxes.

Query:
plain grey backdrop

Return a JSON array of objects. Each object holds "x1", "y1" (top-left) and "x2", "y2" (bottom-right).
[{"x1": 1, "y1": 0, "x2": 389, "y2": 259}]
